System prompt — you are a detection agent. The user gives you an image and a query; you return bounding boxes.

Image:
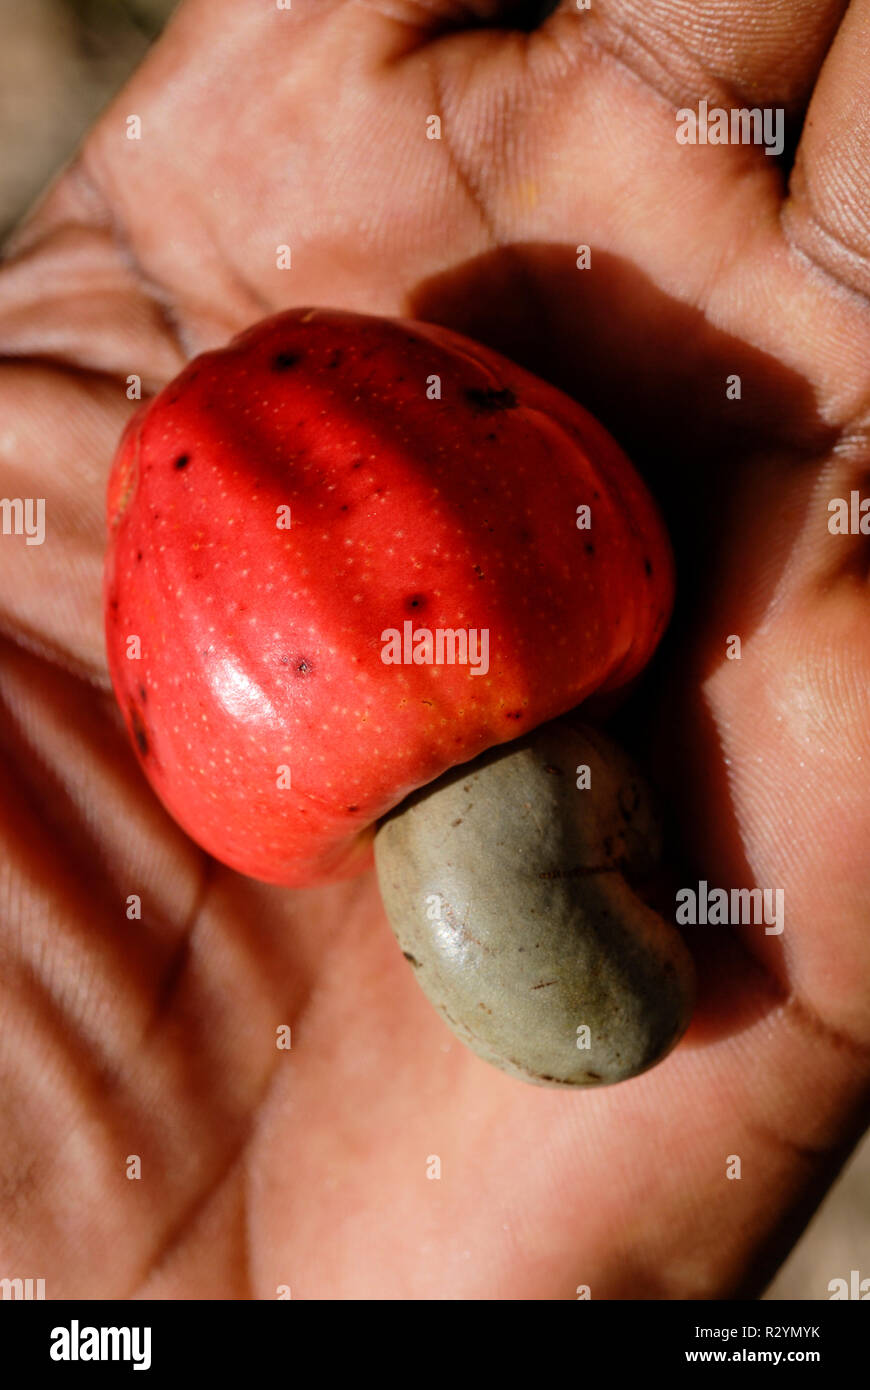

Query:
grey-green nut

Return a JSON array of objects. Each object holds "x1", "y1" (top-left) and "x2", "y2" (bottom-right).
[{"x1": 374, "y1": 718, "x2": 694, "y2": 1087}]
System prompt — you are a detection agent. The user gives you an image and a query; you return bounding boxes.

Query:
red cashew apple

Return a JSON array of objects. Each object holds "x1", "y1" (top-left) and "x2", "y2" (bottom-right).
[
  {"x1": 105, "y1": 307, "x2": 672, "y2": 883},
  {"x1": 104, "y1": 307, "x2": 693, "y2": 1085}
]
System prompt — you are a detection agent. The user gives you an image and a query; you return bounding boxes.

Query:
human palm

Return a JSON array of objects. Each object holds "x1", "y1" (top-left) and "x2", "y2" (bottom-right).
[{"x1": 0, "y1": 0, "x2": 868, "y2": 1298}]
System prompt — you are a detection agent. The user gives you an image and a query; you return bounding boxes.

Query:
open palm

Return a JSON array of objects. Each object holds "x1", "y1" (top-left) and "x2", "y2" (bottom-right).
[{"x1": 1, "y1": 0, "x2": 868, "y2": 1298}]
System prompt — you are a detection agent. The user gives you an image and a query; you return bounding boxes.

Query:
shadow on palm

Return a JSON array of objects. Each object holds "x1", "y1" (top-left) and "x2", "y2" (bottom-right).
[{"x1": 410, "y1": 243, "x2": 842, "y2": 1046}]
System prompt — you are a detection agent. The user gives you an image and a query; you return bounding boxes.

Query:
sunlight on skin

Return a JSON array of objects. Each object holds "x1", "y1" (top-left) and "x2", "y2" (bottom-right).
[{"x1": 0, "y1": 0, "x2": 868, "y2": 1298}]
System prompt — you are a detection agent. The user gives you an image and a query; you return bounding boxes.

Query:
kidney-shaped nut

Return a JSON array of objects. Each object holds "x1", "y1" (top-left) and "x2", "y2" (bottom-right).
[{"x1": 375, "y1": 718, "x2": 695, "y2": 1087}]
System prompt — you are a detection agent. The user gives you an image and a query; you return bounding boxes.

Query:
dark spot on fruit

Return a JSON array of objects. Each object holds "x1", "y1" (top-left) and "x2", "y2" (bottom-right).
[
  {"x1": 585, "y1": 543, "x2": 595, "y2": 555},
  {"x1": 473, "y1": 564, "x2": 484, "y2": 579},
  {"x1": 405, "y1": 593, "x2": 426, "y2": 612},
  {"x1": 295, "y1": 659, "x2": 314, "y2": 676},
  {"x1": 128, "y1": 703, "x2": 149, "y2": 758},
  {"x1": 326, "y1": 349, "x2": 343, "y2": 368},
  {"x1": 517, "y1": 526, "x2": 532, "y2": 543},
  {"x1": 174, "y1": 454, "x2": 190, "y2": 470},
  {"x1": 109, "y1": 597, "x2": 119, "y2": 614},
  {"x1": 402, "y1": 951, "x2": 422, "y2": 968},
  {"x1": 505, "y1": 710, "x2": 523, "y2": 720},
  {"x1": 136, "y1": 550, "x2": 143, "y2": 562},
  {"x1": 451, "y1": 818, "x2": 463, "y2": 827},
  {"x1": 351, "y1": 459, "x2": 363, "y2": 470},
  {"x1": 347, "y1": 805, "x2": 359, "y2": 813},
  {"x1": 644, "y1": 557, "x2": 653, "y2": 576},
  {"x1": 465, "y1": 385, "x2": 518, "y2": 413},
  {"x1": 138, "y1": 685, "x2": 147, "y2": 704},
  {"x1": 272, "y1": 351, "x2": 300, "y2": 371},
  {"x1": 340, "y1": 504, "x2": 348, "y2": 511},
  {"x1": 486, "y1": 432, "x2": 497, "y2": 441}
]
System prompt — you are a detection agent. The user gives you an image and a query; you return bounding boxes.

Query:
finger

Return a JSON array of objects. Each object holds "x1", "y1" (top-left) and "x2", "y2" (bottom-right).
[
  {"x1": 352, "y1": 0, "x2": 526, "y2": 59},
  {"x1": 782, "y1": 0, "x2": 870, "y2": 297},
  {"x1": 545, "y1": 0, "x2": 847, "y2": 120}
]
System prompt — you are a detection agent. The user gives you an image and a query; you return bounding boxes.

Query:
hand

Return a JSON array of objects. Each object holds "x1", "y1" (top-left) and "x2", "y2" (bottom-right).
[{"x1": 0, "y1": 0, "x2": 867, "y2": 1298}]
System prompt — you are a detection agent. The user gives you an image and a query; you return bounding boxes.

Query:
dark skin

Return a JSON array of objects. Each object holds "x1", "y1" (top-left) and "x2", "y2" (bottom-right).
[{"x1": 0, "y1": 0, "x2": 868, "y2": 1297}]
